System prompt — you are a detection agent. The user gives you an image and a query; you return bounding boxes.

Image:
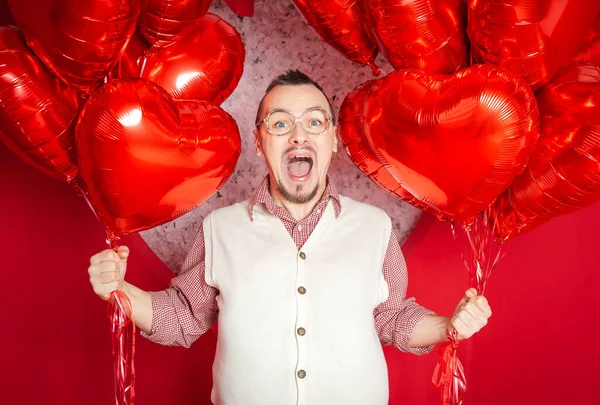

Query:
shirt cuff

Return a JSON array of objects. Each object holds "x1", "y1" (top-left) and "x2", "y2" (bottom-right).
[
  {"x1": 395, "y1": 303, "x2": 436, "y2": 355},
  {"x1": 139, "y1": 290, "x2": 176, "y2": 345}
]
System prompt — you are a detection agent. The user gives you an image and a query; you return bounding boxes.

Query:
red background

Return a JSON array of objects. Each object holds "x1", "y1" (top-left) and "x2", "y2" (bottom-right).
[
  {"x1": 3, "y1": 128, "x2": 600, "y2": 405},
  {"x1": 1, "y1": 4, "x2": 599, "y2": 405}
]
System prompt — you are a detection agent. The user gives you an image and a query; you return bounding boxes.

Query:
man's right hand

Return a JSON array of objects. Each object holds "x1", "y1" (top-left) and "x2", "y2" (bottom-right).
[{"x1": 88, "y1": 246, "x2": 130, "y2": 300}]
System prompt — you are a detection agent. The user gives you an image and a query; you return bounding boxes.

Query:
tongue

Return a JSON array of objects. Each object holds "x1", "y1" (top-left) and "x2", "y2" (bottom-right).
[{"x1": 288, "y1": 161, "x2": 311, "y2": 177}]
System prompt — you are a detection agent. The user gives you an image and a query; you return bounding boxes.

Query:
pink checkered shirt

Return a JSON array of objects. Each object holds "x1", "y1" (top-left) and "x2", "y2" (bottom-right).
[{"x1": 145, "y1": 176, "x2": 434, "y2": 354}]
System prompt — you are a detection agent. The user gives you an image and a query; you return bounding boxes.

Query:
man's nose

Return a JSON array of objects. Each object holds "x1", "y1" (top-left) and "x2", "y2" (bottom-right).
[{"x1": 288, "y1": 121, "x2": 310, "y2": 144}]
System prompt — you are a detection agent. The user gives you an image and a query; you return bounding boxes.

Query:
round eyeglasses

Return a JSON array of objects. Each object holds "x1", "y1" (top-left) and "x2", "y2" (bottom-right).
[{"x1": 256, "y1": 107, "x2": 332, "y2": 136}]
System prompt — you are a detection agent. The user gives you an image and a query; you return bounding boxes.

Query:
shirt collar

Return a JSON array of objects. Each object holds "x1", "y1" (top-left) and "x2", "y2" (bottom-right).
[{"x1": 248, "y1": 175, "x2": 342, "y2": 221}]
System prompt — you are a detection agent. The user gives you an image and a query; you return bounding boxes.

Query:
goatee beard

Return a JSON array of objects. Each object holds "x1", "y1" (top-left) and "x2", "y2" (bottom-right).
[{"x1": 277, "y1": 180, "x2": 319, "y2": 204}]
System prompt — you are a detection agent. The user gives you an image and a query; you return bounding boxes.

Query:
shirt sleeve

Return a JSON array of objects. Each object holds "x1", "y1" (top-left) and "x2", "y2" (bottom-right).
[
  {"x1": 374, "y1": 229, "x2": 436, "y2": 355},
  {"x1": 140, "y1": 222, "x2": 219, "y2": 348}
]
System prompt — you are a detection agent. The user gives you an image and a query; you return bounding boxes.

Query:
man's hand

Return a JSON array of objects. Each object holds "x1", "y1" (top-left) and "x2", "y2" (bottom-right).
[
  {"x1": 88, "y1": 246, "x2": 129, "y2": 300},
  {"x1": 450, "y1": 288, "x2": 492, "y2": 340},
  {"x1": 87, "y1": 246, "x2": 154, "y2": 333}
]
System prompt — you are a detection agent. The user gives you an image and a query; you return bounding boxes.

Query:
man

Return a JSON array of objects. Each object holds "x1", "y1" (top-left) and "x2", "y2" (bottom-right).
[{"x1": 88, "y1": 70, "x2": 491, "y2": 405}]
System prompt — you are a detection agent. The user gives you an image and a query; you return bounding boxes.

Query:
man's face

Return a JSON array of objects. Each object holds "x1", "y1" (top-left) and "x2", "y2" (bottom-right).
[{"x1": 253, "y1": 84, "x2": 338, "y2": 205}]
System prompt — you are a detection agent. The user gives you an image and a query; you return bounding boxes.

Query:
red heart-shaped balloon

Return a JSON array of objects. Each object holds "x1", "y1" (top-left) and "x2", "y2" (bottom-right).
[
  {"x1": 339, "y1": 80, "x2": 433, "y2": 215},
  {"x1": 341, "y1": 64, "x2": 540, "y2": 225},
  {"x1": 494, "y1": 62, "x2": 600, "y2": 241},
  {"x1": 468, "y1": 0, "x2": 600, "y2": 90},
  {"x1": 76, "y1": 79, "x2": 241, "y2": 237},
  {"x1": 573, "y1": 13, "x2": 600, "y2": 66},
  {"x1": 366, "y1": 0, "x2": 468, "y2": 74},
  {"x1": 8, "y1": 0, "x2": 140, "y2": 93},
  {"x1": 0, "y1": 26, "x2": 80, "y2": 183},
  {"x1": 138, "y1": 0, "x2": 213, "y2": 48},
  {"x1": 119, "y1": 13, "x2": 244, "y2": 105},
  {"x1": 292, "y1": 0, "x2": 381, "y2": 75}
]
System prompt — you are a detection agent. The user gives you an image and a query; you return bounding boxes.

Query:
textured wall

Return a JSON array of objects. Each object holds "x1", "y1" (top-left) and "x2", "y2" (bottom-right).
[{"x1": 141, "y1": 0, "x2": 421, "y2": 271}]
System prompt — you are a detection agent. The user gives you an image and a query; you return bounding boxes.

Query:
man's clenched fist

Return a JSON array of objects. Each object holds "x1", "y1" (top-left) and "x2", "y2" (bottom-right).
[{"x1": 88, "y1": 246, "x2": 129, "y2": 300}]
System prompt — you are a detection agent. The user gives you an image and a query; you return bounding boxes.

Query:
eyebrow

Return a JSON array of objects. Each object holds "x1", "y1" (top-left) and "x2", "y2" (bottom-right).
[
  {"x1": 256, "y1": 106, "x2": 330, "y2": 126},
  {"x1": 267, "y1": 108, "x2": 293, "y2": 115},
  {"x1": 266, "y1": 106, "x2": 328, "y2": 116}
]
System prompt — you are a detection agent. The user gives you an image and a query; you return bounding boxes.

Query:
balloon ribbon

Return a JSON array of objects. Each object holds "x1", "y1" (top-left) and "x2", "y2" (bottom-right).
[
  {"x1": 108, "y1": 290, "x2": 136, "y2": 405},
  {"x1": 75, "y1": 182, "x2": 136, "y2": 404},
  {"x1": 432, "y1": 329, "x2": 466, "y2": 405},
  {"x1": 432, "y1": 208, "x2": 503, "y2": 405}
]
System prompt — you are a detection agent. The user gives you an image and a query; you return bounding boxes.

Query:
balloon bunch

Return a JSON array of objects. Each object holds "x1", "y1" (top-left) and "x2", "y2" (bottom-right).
[
  {"x1": 292, "y1": 0, "x2": 469, "y2": 75},
  {"x1": 295, "y1": 0, "x2": 600, "y2": 84},
  {"x1": 1, "y1": 0, "x2": 244, "y2": 238},
  {"x1": 334, "y1": 1, "x2": 600, "y2": 404},
  {"x1": 292, "y1": 0, "x2": 381, "y2": 75},
  {"x1": 0, "y1": 2, "x2": 245, "y2": 404}
]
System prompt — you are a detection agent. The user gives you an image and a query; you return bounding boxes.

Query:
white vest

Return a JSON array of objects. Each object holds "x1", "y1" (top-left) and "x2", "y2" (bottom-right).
[{"x1": 203, "y1": 196, "x2": 392, "y2": 405}]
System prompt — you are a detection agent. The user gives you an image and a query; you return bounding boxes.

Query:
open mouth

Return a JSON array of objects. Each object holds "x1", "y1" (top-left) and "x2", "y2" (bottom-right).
[{"x1": 287, "y1": 155, "x2": 314, "y2": 180}]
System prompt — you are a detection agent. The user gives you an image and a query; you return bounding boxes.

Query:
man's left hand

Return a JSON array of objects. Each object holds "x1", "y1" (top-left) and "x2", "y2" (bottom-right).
[{"x1": 450, "y1": 288, "x2": 492, "y2": 340}]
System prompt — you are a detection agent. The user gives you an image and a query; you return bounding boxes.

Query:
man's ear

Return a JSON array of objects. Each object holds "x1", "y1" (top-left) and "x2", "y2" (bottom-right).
[
  {"x1": 333, "y1": 125, "x2": 339, "y2": 153},
  {"x1": 253, "y1": 129, "x2": 263, "y2": 157}
]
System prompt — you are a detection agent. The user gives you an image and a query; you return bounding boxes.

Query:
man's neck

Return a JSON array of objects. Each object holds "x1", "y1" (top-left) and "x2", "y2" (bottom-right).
[{"x1": 270, "y1": 182, "x2": 326, "y2": 222}]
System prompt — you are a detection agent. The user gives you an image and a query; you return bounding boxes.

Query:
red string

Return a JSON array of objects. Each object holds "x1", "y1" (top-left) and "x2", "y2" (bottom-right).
[
  {"x1": 75, "y1": 182, "x2": 136, "y2": 404},
  {"x1": 432, "y1": 330, "x2": 467, "y2": 405},
  {"x1": 432, "y1": 207, "x2": 504, "y2": 405},
  {"x1": 106, "y1": 235, "x2": 136, "y2": 405},
  {"x1": 108, "y1": 290, "x2": 136, "y2": 405}
]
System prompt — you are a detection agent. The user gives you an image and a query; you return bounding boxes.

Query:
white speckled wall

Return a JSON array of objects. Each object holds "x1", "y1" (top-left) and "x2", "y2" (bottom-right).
[{"x1": 140, "y1": 0, "x2": 421, "y2": 272}]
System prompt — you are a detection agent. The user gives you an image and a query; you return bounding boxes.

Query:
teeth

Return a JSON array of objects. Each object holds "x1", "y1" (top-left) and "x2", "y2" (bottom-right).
[{"x1": 289, "y1": 156, "x2": 313, "y2": 163}]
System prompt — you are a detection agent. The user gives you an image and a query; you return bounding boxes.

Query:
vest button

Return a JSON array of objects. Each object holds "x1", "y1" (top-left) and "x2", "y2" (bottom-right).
[
  {"x1": 297, "y1": 286, "x2": 306, "y2": 294},
  {"x1": 299, "y1": 252, "x2": 306, "y2": 260},
  {"x1": 297, "y1": 327, "x2": 306, "y2": 336},
  {"x1": 297, "y1": 369, "x2": 306, "y2": 379}
]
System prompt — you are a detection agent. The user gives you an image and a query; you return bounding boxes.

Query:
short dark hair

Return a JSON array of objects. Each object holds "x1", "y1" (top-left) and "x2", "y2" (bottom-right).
[{"x1": 255, "y1": 69, "x2": 336, "y2": 126}]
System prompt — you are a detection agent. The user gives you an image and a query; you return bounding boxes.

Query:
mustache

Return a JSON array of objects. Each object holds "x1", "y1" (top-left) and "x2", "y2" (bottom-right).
[{"x1": 284, "y1": 146, "x2": 316, "y2": 155}]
